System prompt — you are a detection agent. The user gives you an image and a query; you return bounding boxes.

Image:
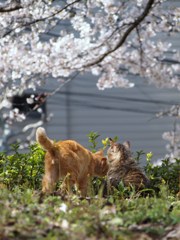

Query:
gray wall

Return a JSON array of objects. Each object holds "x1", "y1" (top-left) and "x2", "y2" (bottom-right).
[{"x1": 41, "y1": 73, "x2": 179, "y2": 162}]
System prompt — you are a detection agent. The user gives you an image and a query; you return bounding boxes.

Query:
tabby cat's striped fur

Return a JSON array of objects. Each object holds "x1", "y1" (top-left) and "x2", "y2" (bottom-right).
[{"x1": 107, "y1": 138, "x2": 149, "y2": 191}]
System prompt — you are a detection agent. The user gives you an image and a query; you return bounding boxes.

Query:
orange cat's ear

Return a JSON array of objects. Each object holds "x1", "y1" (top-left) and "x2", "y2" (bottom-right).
[
  {"x1": 123, "y1": 141, "x2": 130, "y2": 150},
  {"x1": 95, "y1": 149, "x2": 104, "y2": 155}
]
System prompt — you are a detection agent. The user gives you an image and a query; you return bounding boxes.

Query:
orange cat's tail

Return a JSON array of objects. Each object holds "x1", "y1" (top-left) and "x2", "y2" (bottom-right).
[{"x1": 36, "y1": 127, "x2": 54, "y2": 152}]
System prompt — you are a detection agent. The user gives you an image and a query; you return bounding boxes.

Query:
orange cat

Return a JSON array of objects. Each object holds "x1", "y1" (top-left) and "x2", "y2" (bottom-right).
[{"x1": 36, "y1": 127, "x2": 108, "y2": 196}]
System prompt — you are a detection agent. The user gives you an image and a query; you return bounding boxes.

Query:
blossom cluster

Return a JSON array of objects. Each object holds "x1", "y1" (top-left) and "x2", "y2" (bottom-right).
[{"x1": 0, "y1": 1, "x2": 179, "y2": 101}]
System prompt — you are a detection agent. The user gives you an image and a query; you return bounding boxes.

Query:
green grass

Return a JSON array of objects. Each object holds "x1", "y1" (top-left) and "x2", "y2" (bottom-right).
[
  {"x1": 0, "y1": 188, "x2": 179, "y2": 240},
  {"x1": 0, "y1": 141, "x2": 179, "y2": 239}
]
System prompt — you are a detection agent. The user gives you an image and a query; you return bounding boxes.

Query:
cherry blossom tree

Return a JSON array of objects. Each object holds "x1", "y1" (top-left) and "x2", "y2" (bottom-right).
[
  {"x1": 0, "y1": 0, "x2": 179, "y2": 155},
  {"x1": 157, "y1": 105, "x2": 180, "y2": 160}
]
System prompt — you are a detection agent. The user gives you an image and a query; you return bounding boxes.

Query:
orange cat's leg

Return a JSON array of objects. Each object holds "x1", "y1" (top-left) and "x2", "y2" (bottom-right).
[
  {"x1": 77, "y1": 176, "x2": 89, "y2": 197},
  {"x1": 60, "y1": 173, "x2": 76, "y2": 195}
]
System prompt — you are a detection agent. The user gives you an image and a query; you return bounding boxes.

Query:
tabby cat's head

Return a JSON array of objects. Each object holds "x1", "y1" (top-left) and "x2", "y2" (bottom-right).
[{"x1": 107, "y1": 138, "x2": 131, "y2": 165}]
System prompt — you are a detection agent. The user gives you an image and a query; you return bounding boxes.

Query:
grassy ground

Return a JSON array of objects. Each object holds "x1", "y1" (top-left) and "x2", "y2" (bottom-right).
[
  {"x1": 0, "y1": 145, "x2": 179, "y2": 239},
  {"x1": 0, "y1": 187, "x2": 179, "y2": 240}
]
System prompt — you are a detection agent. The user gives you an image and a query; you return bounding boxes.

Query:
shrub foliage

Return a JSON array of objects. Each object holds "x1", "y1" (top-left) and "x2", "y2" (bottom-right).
[
  {"x1": 0, "y1": 143, "x2": 44, "y2": 190},
  {"x1": 0, "y1": 134, "x2": 179, "y2": 195}
]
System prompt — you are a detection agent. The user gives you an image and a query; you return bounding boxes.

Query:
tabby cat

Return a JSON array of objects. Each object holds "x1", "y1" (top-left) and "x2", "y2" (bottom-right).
[
  {"x1": 107, "y1": 138, "x2": 149, "y2": 191},
  {"x1": 36, "y1": 127, "x2": 108, "y2": 196}
]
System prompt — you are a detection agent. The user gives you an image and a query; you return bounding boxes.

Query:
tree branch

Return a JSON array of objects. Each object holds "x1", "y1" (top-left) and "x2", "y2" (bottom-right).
[
  {"x1": 2, "y1": 0, "x2": 81, "y2": 38},
  {"x1": 136, "y1": 26, "x2": 144, "y2": 70},
  {"x1": 0, "y1": 5, "x2": 22, "y2": 12},
  {"x1": 84, "y1": 0, "x2": 155, "y2": 68},
  {"x1": 0, "y1": 0, "x2": 23, "y2": 13}
]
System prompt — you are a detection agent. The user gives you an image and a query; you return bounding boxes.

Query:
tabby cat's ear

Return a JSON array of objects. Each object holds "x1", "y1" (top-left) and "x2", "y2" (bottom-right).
[
  {"x1": 108, "y1": 138, "x2": 114, "y2": 146},
  {"x1": 123, "y1": 141, "x2": 130, "y2": 150}
]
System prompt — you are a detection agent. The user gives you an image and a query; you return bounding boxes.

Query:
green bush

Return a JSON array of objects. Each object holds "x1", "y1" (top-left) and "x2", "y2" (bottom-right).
[
  {"x1": 88, "y1": 132, "x2": 179, "y2": 196},
  {"x1": 0, "y1": 133, "x2": 179, "y2": 196},
  {"x1": 144, "y1": 156, "x2": 180, "y2": 195},
  {"x1": 0, "y1": 143, "x2": 45, "y2": 190}
]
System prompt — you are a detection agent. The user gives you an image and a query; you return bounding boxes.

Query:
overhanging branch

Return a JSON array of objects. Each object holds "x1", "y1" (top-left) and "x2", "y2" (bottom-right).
[
  {"x1": 2, "y1": 0, "x2": 81, "y2": 38},
  {"x1": 0, "y1": 0, "x2": 23, "y2": 13},
  {"x1": 84, "y1": 0, "x2": 155, "y2": 68},
  {"x1": 0, "y1": 5, "x2": 22, "y2": 12}
]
